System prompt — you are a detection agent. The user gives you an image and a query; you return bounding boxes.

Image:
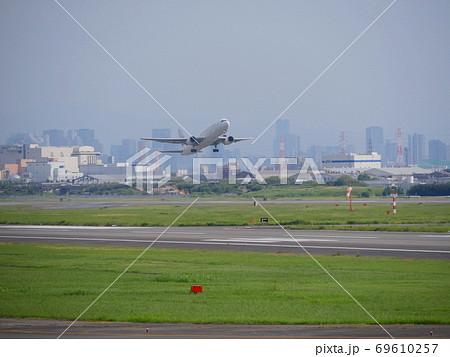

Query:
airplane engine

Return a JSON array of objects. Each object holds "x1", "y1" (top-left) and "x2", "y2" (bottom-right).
[
  {"x1": 189, "y1": 136, "x2": 198, "y2": 145},
  {"x1": 224, "y1": 136, "x2": 234, "y2": 145}
]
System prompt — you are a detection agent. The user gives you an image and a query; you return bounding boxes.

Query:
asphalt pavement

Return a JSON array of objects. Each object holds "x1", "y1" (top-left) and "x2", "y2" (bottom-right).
[
  {"x1": 0, "y1": 318, "x2": 448, "y2": 339},
  {"x1": 0, "y1": 225, "x2": 449, "y2": 259},
  {"x1": 0, "y1": 198, "x2": 449, "y2": 210}
]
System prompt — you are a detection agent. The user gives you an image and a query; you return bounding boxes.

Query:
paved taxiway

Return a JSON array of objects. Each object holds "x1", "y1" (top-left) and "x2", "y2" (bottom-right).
[
  {"x1": 0, "y1": 318, "x2": 448, "y2": 339},
  {"x1": 0, "y1": 225, "x2": 449, "y2": 259},
  {"x1": 1, "y1": 198, "x2": 449, "y2": 210}
]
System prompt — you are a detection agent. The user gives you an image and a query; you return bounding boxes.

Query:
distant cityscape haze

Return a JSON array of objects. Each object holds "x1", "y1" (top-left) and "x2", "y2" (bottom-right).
[{"x1": 1, "y1": 1, "x2": 449, "y2": 157}]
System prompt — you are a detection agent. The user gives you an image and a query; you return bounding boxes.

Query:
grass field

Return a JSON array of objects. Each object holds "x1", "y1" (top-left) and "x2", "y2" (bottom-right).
[
  {"x1": 0, "y1": 202, "x2": 449, "y2": 232},
  {"x1": 243, "y1": 185, "x2": 386, "y2": 199},
  {"x1": 0, "y1": 184, "x2": 386, "y2": 200},
  {"x1": 0, "y1": 243, "x2": 448, "y2": 324}
]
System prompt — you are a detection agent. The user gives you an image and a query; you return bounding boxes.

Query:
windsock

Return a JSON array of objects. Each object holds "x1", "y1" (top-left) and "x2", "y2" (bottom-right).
[{"x1": 346, "y1": 186, "x2": 352, "y2": 200}]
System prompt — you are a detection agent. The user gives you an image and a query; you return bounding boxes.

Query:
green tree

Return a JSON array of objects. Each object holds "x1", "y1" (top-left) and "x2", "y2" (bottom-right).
[
  {"x1": 407, "y1": 183, "x2": 450, "y2": 196},
  {"x1": 357, "y1": 173, "x2": 371, "y2": 181}
]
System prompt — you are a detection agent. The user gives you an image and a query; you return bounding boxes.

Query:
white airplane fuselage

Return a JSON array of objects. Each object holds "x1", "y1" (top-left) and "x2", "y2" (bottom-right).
[
  {"x1": 141, "y1": 119, "x2": 250, "y2": 155},
  {"x1": 181, "y1": 119, "x2": 230, "y2": 155}
]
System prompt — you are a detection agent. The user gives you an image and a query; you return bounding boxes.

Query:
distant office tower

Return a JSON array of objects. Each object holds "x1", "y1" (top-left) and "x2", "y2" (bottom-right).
[
  {"x1": 322, "y1": 145, "x2": 340, "y2": 156},
  {"x1": 75, "y1": 129, "x2": 102, "y2": 153},
  {"x1": 338, "y1": 131, "x2": 347, "y2": 154},
  {"x1": 110, "y1": 139, "x2": 138, "y2": 163},
  {"x1": 408, "y1": 133, "x2": 426, "y2": 166},
  {"x1": 75, "y1": 129, "x2": 95, "y2": 145},
  {"x1": 67, "y1": 130, "x2": 82, "y2": 146},
  {"x1": 384, "y1": 139, "x2": 397, "y2": 166},
  {"x1": 428, "y1": 140, "x2": 447, "y2": 166},
  {"x1": 365, "y1": 126, "x2": 384, "y2": 154},
  {"x1": 43, "y1": 129, "x2": 67, "y2": 146},
  {"x1": 306, "y1": 145, "x2": 322, "y2": 168},
  {"x1": 6, "y1": 133, "x2": 44, "y2": 145},
  {"x1": 272, "y1": 119, "x2": 300, "y2": 157},
  {"x1": 395, "y1": 128, "x2": 403, "y2": 166}
]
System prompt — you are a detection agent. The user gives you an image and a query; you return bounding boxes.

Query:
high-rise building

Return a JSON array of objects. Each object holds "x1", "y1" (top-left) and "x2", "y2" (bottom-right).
[
  {"x1": 43, "y1": 129, "x2": 67, "y2": 146},
  {"x1": 408, "y1": 133, "x2": 426, "y2": 166},
  {"x1": 384, "y1": 139, "x2": 397, "y2": 166},
  {"x1": 75, "y1": 129, "x2": 102, "y2": 153},
  {"x1": 75, "y1": 129, "x2": 94, "y2": 144},
  {"x1": 306, "y1": 145, "x2": 322, "y2": 168},
  {"x1": 67, "y1": 130, "x2": 82, "y2": 146},
  {"x1": 366, "y1": 126, "x2": 385, "y2": 166},
  {"x1": 322, "y1": 146, "x2": 340, "y2": 156},
  {"x1": 6, "y1": 133, "x2": 44, "y2": 145},
  {"x1": 110, "y1": 139, "x2": 138, "y2": 163},
  {"x1": 365, "y1": 126, "x2": 384, "y2": 155},
  {"x1": 428, "y1": 140, "x2": 447, "y2": 167},
  {"x1": 272, "y1": 119, "x2": 300, "y2": 157}
]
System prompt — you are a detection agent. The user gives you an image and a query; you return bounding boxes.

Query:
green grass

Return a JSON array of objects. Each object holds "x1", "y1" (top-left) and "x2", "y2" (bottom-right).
[
  {"x1": 0, "y1": 203, "x2": 449, "y2": 232},
  {"x1": 242, "y1": 185, "x2": 385, "y2": 199},
  {"x1": 0, "y1": 183, "x2": 384, "y2": 199},
  {"x1": 0, "y1": 243, "x2": 448, "y2": 324}
]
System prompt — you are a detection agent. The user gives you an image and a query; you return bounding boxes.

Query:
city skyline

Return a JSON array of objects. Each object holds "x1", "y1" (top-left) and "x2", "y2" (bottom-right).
[
  {"x1": 4, "y1": 123, "x2": 449, "y2": 165},
  {"x1": 1, "y1": 121, "x2": 449, "y2": 185},
  {"x1": 1, "y1": 1, "x2": 449, "y2": 156}
]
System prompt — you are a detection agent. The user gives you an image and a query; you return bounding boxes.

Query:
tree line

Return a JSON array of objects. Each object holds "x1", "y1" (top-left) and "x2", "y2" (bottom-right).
[{"x1": 407, "y1": 182, "x2": 450, "y2": 196}]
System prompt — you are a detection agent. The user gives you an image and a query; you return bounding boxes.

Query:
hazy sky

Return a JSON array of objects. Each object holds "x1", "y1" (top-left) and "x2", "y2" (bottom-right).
[{"x1": 1, "y1": 0, "x2": 449, "y2": 156}]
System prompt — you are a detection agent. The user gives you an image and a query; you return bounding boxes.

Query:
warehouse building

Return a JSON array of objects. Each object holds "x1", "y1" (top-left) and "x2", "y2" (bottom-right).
[{"x1": 322, "y1": 153, "x2": 382, "y2": 170}]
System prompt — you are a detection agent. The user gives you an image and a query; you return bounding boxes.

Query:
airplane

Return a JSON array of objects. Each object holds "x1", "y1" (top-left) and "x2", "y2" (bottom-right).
[{"x1": 141, "y1": 119, "x2": 252, "y2": 155}]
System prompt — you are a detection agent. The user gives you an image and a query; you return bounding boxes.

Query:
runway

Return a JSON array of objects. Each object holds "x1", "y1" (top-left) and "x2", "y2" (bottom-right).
[
  {"x1": 0, "y1": 318, "x2": 448, "y2": 339},
  {"x1": 1, "y1": 198, "x2": 449, "y2": 210},
  {"x1": 0, "y1": 225, "x2": 449, "y2": 259}
]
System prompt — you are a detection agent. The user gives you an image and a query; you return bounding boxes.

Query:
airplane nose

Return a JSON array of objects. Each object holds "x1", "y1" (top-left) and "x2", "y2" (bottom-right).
[{"x1": 223, "y1": 119, "x2": 230, "y2": 130}]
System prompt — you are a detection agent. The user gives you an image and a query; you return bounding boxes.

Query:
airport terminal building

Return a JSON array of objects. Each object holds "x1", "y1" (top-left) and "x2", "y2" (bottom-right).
[{"x1": 322, "y1": 153, "x2": 382, "y2": 170}]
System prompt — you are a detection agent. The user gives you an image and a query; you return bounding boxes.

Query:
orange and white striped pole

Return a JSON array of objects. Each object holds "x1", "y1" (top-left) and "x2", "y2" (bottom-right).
[
  {"x1": 346, "y1": 186, "x2": 352, "y2": 200},
  {"x1": 346, "y1": 186, "x2": 354, "y2": 211},
  {"x1": 390, "y1": 185, "x2": 398, "y2": 215}
]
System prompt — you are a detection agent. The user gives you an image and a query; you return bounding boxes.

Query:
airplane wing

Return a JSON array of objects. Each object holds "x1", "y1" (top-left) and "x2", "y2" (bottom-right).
[
  {"x1": 140, "y1": 137, "x2": 188, "y2": 144},
  {"x1": 159, "y1": 150, "x2": 184, "y2": 153},
  {"x1": 140, "y1": 136, "x2": 206, "y2": 145},
  {"x1": 214, "y1": 137, "x2": 252, "y2": 144},
  {"x1": 159, "y1": 150, "x2": 203, "y2": 154},
  {"x1": 229, "y1": 138, "x2": 252, "y2": 142}
]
